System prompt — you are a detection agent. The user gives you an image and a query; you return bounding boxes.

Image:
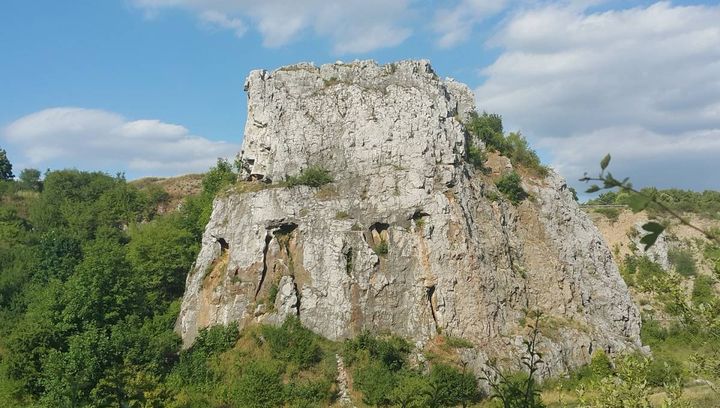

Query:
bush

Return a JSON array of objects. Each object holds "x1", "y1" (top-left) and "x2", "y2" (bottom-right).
[
  {"x1": 495, "y1": 171, "x2": 527, "y2": 205},
  {"x1": 231, "y1": 359, "x2": 285, "y2": 408},
  {"x1": 426, "y1": 363, "x2": 480, "y2": 407},
  {"x1": 668, "y1": 248, "x2": 697, "y2": 277},
  {"x1": 467, "y1": 144, "x2": 487, "y2": 171},
  {"x1": 692, "y1": 275, "x2": 715, "y2": 305},
  {"x1": 465, "y1": 112, "x2": 508, "y2": 154},
  {"x1": 505, "y1": 132, "x2": 548, "y2": 177},
  {"x1": 261, "y1": 317, "x2": 322, "y2": 369},
  {"x1": 286, "y1": 166, "x2": 333, "y2": 188},
  {"x1": 343, "y1": 331, "x2": 411, "y2": 371},
  {"x1": 646, "y1": 355, "x2": 684, "y2": 387}
]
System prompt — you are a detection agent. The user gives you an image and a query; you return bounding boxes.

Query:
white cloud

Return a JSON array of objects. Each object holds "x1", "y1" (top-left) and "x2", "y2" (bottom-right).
[
  {"x1": 475, "y1": 1, "x2": 720, "y2": 191},
  {"x1": 199, "y1": 10, "x2": 246, "y2": 37},
  {"x1": 131, "y1": 0, "x2": 413, "y2": 54},
  {"x1": 433, "y1": 0, "x2": 508, "y2": 48},
  {"x1": 2, "y1": 107, "x2": 239, "y2": 177}
]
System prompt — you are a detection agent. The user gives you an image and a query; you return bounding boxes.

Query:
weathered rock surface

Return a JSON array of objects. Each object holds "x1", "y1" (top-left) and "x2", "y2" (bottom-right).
[{"x1": 176, "y1": 60, "x2": 643, "y2": 377}]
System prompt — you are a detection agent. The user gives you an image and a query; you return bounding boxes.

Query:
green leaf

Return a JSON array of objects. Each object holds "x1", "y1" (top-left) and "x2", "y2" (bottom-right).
[
  {"x1": 600, "y1": 154, "x2": 611, "y2": 171},
  {"x1": 586, "y1": 185, "x2": 601, "y2": 193},
  {"x1": 639, "y1": 222, "x2": 664, "y2": 250}
]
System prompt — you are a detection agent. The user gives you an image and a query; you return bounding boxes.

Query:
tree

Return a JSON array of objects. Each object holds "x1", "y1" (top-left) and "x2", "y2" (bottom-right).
[
  {"x1": 18, "y1": 168, "x2": 42, "y2": 191},
  {"x1": 0, "y1": 148, "x2": 13, "y2": 181}
]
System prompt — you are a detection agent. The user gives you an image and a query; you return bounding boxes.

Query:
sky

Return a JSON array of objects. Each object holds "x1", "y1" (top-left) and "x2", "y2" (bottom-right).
[{"x1": 1, "y1": 0, "x2": 719, "y2": 194}]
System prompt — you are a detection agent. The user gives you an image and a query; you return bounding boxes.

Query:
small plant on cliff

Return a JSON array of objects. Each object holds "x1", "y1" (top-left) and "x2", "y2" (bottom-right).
[
  {"x1": 286, "y1": 165, "x2": 333, "y2": 188},
  {"x1": 373, "y1": 239, "x2": 389, "y2": 256},
  {"x1": 496, "y1": 171, "x2": 527, "y2": 205}
]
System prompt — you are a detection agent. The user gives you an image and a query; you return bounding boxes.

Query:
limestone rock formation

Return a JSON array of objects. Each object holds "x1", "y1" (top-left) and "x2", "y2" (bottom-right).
[{"x1": 176, "y1": 59, "x2": 643, "y2": 377}]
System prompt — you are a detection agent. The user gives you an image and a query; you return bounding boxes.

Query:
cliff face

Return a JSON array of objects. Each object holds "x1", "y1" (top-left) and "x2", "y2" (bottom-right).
[{"x1": 176, "y1": 60, "x2": 642, "y2": 376}]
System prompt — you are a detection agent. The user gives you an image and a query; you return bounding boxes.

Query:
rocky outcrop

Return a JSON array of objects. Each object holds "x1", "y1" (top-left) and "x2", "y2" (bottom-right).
[{"x1": 176, "y1": 60, "x2": 642, "y2": 377}]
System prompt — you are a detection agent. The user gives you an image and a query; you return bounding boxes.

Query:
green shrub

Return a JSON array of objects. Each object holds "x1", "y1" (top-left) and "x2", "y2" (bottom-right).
[
  {"x1": 465, "y1": 111, "x2": 509, "y2": 154},
  {"x1": 505, "y1": 132, "x2": 548, "y2": 177},
  {"x1": 646, "y1": 355, "x2": 684, "y2": 387},
  {"x1": 372, "y1": 240, "x2": 389, "y2": 256},
  {"x1": 495, "y1": 171, "x2": 527, "y2": 205},
  {"x1": 230, "y1": 359, "x2": 285, "y2": 408},
  {"x1": 668, "y1": 248, "x2": 697, "y2": 277},
  {"x1": 353, "y1": 361, "x2": 395, "y2": 406},
  {"x1": 286, "y1": 166, "x2": 333, "y2": 188},
  {"x1": 467, "y1": 144, "x2": 487, "y2": 170},
  {"x1": 343, "y1": 331, "x2": 411, "y2": 371},
  {"x1": 589, "y1": 350, "x2": 613, "y2": 379},
  {"x1": 284, "y1": 378, "x2": 334, "y2": 408},
  {"x1": 426, "y1": 363, "x2": 480, "y2": 407},
  {"x1": 261, "y1": 317, "x2": 322, "y2": 369},
  {"x1": 692, "y1": 275, "x2": 715, "y2": 305}
]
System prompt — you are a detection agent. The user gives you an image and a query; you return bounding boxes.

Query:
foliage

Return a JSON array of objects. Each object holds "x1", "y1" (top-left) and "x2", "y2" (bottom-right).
[
  {"x1": 505, "y1": 131, "x2": 548, "y2": 177},
  {"x1": 0, "y1": 165, "x2": 216, "y2": 406},
  {"x1": 668, "y1": 248, "x2": 697, "y2": 277},
  {"x1": 372, "y1": 239, "x2": 389, "y2": 256},
  {"x1": 261, "y1": 317, "x2": 322, "y2": 369},
  {"x1": 577, "y1": 354, "x2": 653, "y2": 408},
  {"x1": 343, "y1": 331, "x2": 481, "y2": 407},
  {"x1": 229, "y1": 359, "x2": 285, "y2": 408},
  {"x1": 18, "y1": 169, "x2": 42, "y2": 191},
  {"x1": 0, "y1": 148, "x2": 13, "y2": 181},
  {"x1": 692, "y1": 274, "x2": 715, "y2": 306},
  {"x1": 426, "y1": 363, "x2": 480, "y2": 407},
  {"x1": 201, "y1": 158, "x2": 236, "y2": 197},
  {"x1": 286, "y1": 165, "x2": 333, "y2": 188},
  {"x1": 496, "y1": 171, "x2": 527, "y2": 205},
  {"x1": 467, "y1": 144, "x2": 488, "y2": 171},
  {"x1": 464, "y1": 112, "x2": 548, "y2": 176},
  {"x1": 483, "y1": 312, "x2": 545, "y2": 408}
]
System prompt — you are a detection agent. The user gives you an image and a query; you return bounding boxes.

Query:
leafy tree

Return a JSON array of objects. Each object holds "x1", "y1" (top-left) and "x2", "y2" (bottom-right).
[
  {"x1": 0, "y1": 148, "x2": 13, "y2": 181},
  {"x1": 18, "y1": 169, "x2": 42, "y2": 191},
  {"x1": 127, "y1": 215, "x2": 198, "y2": 305}
]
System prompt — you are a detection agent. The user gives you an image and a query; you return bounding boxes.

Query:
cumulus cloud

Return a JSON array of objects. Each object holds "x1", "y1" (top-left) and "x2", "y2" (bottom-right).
[
  {"x1": 131, "y1": 0, "x2": 412, "y2": 54},
  {"x1": 2, "y1": 107, "x2": 239, "y2": 177},
  {"x1": 475, "y1": 1, "x2": 720, "y2": 191}
]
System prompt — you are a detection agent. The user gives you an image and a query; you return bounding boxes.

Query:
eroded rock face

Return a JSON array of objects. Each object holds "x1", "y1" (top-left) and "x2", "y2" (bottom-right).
[{"x1": 176, "y1": 60, "x2": 642, "y2": 377}]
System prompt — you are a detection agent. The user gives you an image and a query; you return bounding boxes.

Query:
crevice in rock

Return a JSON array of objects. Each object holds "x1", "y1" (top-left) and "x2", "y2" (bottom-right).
[
  {"x1": 293, "y1": 280, "x2": 301, "y2": 317},
  {"x1": 426, "y1": 285, "x2": 439, "y2": 332},
  {"x1": 217, "y1": 237, "x2": 229, "y2": 253},
  {"x1": 255, "y1": 233, "x2": 273, "y2": 299},
  {"x1": 411, "y1": 210, "x2": 430, "y2": 221},
  {"x1": 344, "y1": 247, "x2": 354, "y2": 276}
]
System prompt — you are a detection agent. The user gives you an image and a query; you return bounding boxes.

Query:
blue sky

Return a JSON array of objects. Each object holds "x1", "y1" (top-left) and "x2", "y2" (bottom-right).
[{"x1": 1, "y1": 0, "x2": 719, "y2": 192}]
